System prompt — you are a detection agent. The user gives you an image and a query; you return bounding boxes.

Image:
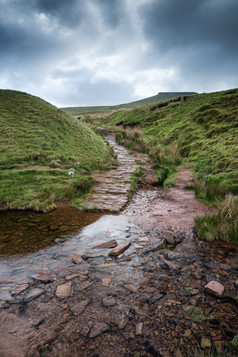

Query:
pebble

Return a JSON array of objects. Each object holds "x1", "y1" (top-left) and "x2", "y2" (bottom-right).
[
  {"x1": 125, "y1": 284, "x2": 137, "y2": 293},
  {"x1": 89, "y1": 322, "x2": 109, "y2": 338},
  {"x1": 102, "y1": 297, "x2": 116, "y2": 307},
  {"x1": 71, "y1": 299, "x2": 90, "y2": 315},
  {"x1": 35, "y1": 274, "x2": 53, "y2": 284},
  {"x1": 72, "y1": 255, "x2": 83, "y2": 264},
  {"x1": 10, "y1": 283, "x2": 29, "y2": 296},
  {"x1": 118, "y1": 317, "x2": 128, "y2": 330},
  {"x1": 136, "y1": 322, "x2": 143, "y2": 335},
  {"x1": 201, "y1": 336, "x2": 211, "y2": 348},
  {"x1": 109, "y1": 241, "x2": 131, "y2": 256},
  {"x1": 23, "y1": 288, "x2": 44, "y2": 302},
  {"x1": 93, "y1": 240, "x2": 118, "y2": 249},
  {"x1": 161, "y1": 230, "x2": 177, "y2": 245},
  {"x1": 102, "y1": 278, "x2": 111, "y2": 287},
  {"x1": 56, "y1": 282, "x2": 71, "y2": 298},
  {"x1": 204, "y1": 281, "x2": 224, "y2": 297}
]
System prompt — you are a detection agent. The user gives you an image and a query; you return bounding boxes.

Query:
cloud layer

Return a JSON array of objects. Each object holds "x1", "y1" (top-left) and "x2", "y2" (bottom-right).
[{"x1": 0, "y1": 0, "x2": 237, "y2": 106}]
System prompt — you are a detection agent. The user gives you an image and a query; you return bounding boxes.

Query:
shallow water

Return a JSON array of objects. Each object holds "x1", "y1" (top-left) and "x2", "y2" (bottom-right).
[{"x1": 0, "y1": 208, "x2": 104, "y2": 255}]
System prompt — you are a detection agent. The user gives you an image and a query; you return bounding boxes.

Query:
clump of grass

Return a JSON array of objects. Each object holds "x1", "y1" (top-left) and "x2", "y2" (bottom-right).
[
  {"x1": 195, "y1": 195, "x2": 238, "y2": 243},
  {"x1": 129, "y1": 167, "x2": 145, "y2": 197},
  {"x1": 183, "y1": 306, "x2": 215, "y2": 323}
]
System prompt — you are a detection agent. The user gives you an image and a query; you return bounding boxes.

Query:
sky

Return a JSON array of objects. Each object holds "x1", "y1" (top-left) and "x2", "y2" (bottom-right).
[{"x1": 0, "y1": 0, "x2": 238, "y2": 107}]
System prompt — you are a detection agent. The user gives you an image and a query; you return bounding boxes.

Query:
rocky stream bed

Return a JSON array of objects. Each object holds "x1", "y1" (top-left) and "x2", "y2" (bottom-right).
[{"x1": 0, "y1": 135, "x2": 237, "y2": 357}]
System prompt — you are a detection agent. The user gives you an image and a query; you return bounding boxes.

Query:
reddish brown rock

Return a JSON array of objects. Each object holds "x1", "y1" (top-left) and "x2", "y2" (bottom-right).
[
  {"x1": 71, "y1": 299, "x2": 90, "y2": 315},
  {"x1": 89, "y1": 322, "x2": 109, "y2": 338},
  {"x1": 93, "y1": 240, "x2": 118, "y2": 249},
  {"x1": 56, "y1": 282, "x2": 71, "y2": 298},
  {"x1": 102, "y1": 278, "x2": 111, "y2": 287},
  {"x1": 72, "y1": 255, "x2": 83, "y2": 264},
  {"x1": 35, "y1": 274, "x2": 53, "y2": 284},
  {"x1": 204, "y1": 281, "x2": 224, "y2": 297},
  {"x1": 108, "y1": 241, "x2": 131, "y2": 256}
]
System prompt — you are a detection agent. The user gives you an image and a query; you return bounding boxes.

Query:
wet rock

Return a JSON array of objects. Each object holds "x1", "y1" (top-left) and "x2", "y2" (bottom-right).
[
  {"x1": 138, "y1": 236, "x2": 150, "y2": 242},
  {"x1": 118, "y1": 317, "x2": 128, "y2": 330},
  {"x1": 89, "y1": 322, "x2": 109, "y2": 338},
  {"x1": 35, "y1": 274, "x2": 53, "y2": 284},
  {"x1": 125, "y1": 284, "x2": 137, "y2": 293},
  {"x1": 72, "y1": 255, "x2": 83, "y2": 264},
  {"x1": 23, "y1": 288, "x2": 44, "y2": 302},
  {"x1": 0, "y1": 301, "x2": 9, "y2": 309},
  {"x1": 161, "y1": 230, "x2": 178, "y2": 245},
  {"x1": 204, "y1": 281, "x2": 224, "y2": 297},
  {"x1": 136, "y1": 322, "x2": 143, "y2": 335},
  {"x1": 10, "y1": 283, "x2": 29, "y2": 296},
  {"x1": 108, "y1": 241, "x2": 131, "y2": 256},
  {"x1": 93, "y1": 240, "x2": 118, "y2": 249},
  {"x1": 71, "y1": 299, "x2": 90, "y2": 315},
  {"x1": 152, "y1": 239, "x2": 167, "y2": 250},
  {"x1": 102, "y1": 297, "x2": 116, "y2": 307},
  {"x1": 66, "y1": 273, "x2": 80, "y2": 280},
  {"x1": 201, "y1": 336, "x2": 211, "y2": 348},
  {"x1": 56, "y1": 282, "x2": 71, "y2": 298},
  {"x1": 102, "y1": 278, "x2": 111, "y2": 287},
  {"x1": 158, "y1": 255, "x2": 181, "y2": 270}
]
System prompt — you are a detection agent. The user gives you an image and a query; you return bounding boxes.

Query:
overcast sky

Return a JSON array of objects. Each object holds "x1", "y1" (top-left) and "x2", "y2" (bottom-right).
[{"x1": 0, "y1": 0, "x2": 238, "y2": 107}]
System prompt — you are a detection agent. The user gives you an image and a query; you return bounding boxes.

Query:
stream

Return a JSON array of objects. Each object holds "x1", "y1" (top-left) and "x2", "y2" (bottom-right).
[{"x1": 0, "y1": 136, "x2": 237, "y2": 357}]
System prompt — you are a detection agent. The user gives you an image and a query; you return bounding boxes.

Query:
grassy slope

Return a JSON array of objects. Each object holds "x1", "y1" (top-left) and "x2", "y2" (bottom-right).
[
  {"x1": 105, "y1": 88, "x2": 238, "y2": 242},
  {"x1": 61, "y1": 92, "x2": 196, "y2": 115},
  {"x1": 0, "y1": 90, "x2": 112, "y2": 211}
]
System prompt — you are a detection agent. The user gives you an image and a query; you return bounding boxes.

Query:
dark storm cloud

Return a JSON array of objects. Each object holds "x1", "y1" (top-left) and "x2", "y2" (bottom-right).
[
  {"x1": 140, "y1": 0, "x2": 238, "y2": 75},
  {"x1": 0, "y1": 0, "x2": 238, "y2": 106}
]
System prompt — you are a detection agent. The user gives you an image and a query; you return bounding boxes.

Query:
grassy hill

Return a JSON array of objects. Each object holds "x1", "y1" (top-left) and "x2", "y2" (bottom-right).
[
  {"x1": 61, "y1": 92, "x2": 197, "y2": 115},
  {"x1": 0, "y1": 90, "x2": 112, "y2": 211},
  {"x1": 99, "y1": 88, "x2": 238, "y2": 243}
]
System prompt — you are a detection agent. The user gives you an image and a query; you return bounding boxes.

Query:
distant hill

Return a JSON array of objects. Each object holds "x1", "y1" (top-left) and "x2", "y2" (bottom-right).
[
  {"x1": 0, "y1": 90, "x2": 111, "y2": 210},
  {"x1": 61, "y1": 92, "x2": 197, "y2": 115}
]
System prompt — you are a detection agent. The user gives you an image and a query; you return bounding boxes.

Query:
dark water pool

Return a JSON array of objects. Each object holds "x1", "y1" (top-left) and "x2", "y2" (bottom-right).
[{"x1": 0, "y1": 208, "x2": 104, "y2": 255}]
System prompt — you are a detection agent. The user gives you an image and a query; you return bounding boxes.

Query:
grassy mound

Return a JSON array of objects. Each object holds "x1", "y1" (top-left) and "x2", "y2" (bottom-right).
[
  {"x1": 0, "y1": 90, "x2": 112, "y2": 211},
  {"x1": 103, "y1": 88, "x2": 238, "y2": 243}
]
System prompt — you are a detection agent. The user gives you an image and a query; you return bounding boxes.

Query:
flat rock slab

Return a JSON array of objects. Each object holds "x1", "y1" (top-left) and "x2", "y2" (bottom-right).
[
  {"x1": 72, "y1": 255, "x2": 83, "y2": 264},
  {"x1": 204, "y1": 281, "x2": 224, "y2": 297},
  {"x1": 108, "y1": 241, "x2": 131, "y2": 256},
  {"x1": 93, "y1": 240, "x2": 118, "y2": 249},
  {"x1": 35, "y1": 274, "x2": 53, "y2": 284},
  {"x1": 23, "y1": 288, "x2": 44, "y2": 302},
  {"x1": 56, "y1": 282, "x2": 71, "y2": 298},
  {"x1": 71, "y1": 299, "x2": 90, "y2": 315}
]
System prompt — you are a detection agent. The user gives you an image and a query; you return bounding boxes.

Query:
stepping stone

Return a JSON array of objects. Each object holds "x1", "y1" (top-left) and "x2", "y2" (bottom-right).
[
  {"x1": 108, "y1": 241, "x2": 131, "y2": 256},
  {"x1": 93, "y1": 240, "x2": 118, "y2": 249}
]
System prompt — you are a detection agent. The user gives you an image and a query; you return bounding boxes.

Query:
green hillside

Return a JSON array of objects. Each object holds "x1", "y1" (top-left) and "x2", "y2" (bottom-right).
[
  {"x1": 62, "y1": 92, "x2": 197, "y2": 115},
  {"x1": 0, "y1": 90, "x2": 112, "y2": 211},
  {"x1": 103, "y1": 88, "x2": 238, "y2": 242}
]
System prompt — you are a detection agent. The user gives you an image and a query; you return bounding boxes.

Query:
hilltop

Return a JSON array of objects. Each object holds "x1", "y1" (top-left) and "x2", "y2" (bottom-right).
[
  {"x1": 61, "y1": 91, "x2": 197, "y2": 115},
  {"x1": 0, "y1": 90, "x2": 112, "y2": 211}
]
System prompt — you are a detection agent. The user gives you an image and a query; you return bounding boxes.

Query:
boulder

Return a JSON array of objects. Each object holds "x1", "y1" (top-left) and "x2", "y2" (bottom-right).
[{"x1": 161, "y1": 230, "x2": 178, "y2": 245}]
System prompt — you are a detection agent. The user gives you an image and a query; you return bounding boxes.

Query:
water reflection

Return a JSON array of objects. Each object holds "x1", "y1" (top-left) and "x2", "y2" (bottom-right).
[{"x1": 0, "y1": 208, "x2": 103, "y2": 255}]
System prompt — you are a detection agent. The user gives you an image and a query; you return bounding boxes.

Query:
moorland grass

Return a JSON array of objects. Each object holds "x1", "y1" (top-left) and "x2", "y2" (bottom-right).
[
  {"x1": 99, "y1": 89, "x2": 238, "y2": 243},
  {"x1": 0, "y1": 90, "x2": 112, "y2": 211}
]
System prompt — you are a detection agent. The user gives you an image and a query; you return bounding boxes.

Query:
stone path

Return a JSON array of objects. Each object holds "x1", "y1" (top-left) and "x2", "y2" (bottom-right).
[{"x1": 78, "y1": 135, "x2": 141, "y2": 212}]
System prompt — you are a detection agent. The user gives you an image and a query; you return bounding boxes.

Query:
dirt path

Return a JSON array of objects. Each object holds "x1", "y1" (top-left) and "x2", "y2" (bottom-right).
[{"x1": 0, "y1": 140, "x2": 237, "y2": 357}]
